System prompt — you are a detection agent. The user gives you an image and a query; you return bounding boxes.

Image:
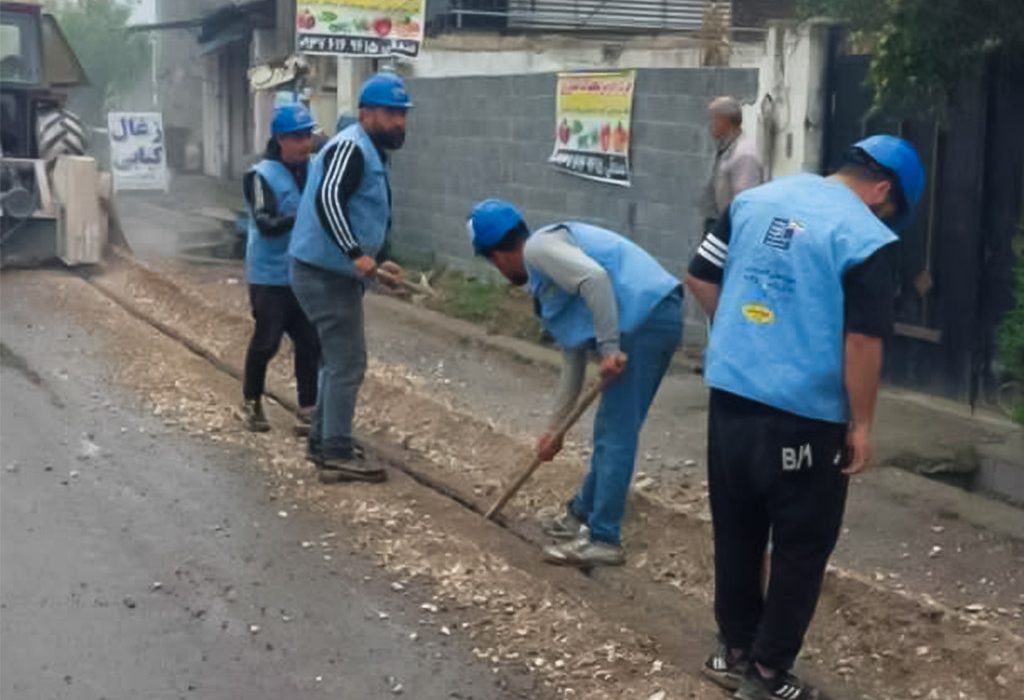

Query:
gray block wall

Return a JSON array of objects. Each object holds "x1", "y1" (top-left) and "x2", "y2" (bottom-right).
[{"x1": 388, "y1": 67, "x2": 758, "y2": 337}]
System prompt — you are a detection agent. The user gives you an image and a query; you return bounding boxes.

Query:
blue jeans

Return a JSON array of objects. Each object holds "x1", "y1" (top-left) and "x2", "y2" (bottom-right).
[
  {"x1": 571, "y1": 291, "x2": 683, "y2": 545},
  {"x1": 290, "y1": 260, "x2": 365, "y2": 459}
]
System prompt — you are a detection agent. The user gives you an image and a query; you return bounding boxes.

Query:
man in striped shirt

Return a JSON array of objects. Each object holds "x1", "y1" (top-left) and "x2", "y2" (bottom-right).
[{"x1": 289, "y1": 73, "x2": 412, "y2": 483}]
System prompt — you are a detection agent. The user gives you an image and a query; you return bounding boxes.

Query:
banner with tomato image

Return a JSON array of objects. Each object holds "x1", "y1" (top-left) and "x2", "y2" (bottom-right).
[
  {"x1": 550, "y1": 71, "x2": 635, "y2": 186},
  {"x1": 296, "y1": 0, "x2": 425, "y2": 58}
]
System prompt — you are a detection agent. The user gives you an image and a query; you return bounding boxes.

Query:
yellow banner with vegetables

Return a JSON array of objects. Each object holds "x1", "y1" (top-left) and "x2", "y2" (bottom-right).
[
  {"x1": 550, "y1": 71, "x2": 635, "y2": 186},
  {"x1": 296, "y1": 0, "x2": 426, "y2": 58}
]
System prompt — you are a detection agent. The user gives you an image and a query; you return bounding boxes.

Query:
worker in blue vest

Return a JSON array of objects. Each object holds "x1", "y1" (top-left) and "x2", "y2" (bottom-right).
[
  {"x1": 468, "y1": 200, "x2": 683, "y2": 568},
  {"x1": 289, "y1": 73, "x2": 412, "y2": 484},
  {"x1": 686, "y1": 135, "x2": 925, "y2": 700},
  {"x1": 240, "y1": 103, "x2": 320, "y2": 435}
]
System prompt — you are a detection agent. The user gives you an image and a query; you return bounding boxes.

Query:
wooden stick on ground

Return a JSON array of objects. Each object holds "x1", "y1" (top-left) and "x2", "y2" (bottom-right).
[{"x1": 485, "y1": 378, "x2": 606, "y2": 520}]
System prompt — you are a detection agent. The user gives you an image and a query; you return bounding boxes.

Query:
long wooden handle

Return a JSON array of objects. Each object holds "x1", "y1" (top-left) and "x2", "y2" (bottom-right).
[{"x1": 485, "y1": 379, "x2": 607, "y2": 520}]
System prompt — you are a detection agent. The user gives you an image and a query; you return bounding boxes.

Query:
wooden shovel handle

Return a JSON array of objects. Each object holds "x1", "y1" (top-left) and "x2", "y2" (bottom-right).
[{"x1": 485, "y1": 378, "x2": 607, "y2": 520}]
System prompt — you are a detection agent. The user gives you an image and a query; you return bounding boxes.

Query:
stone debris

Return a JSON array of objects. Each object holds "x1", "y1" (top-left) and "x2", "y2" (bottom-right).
[
  {"x1": 78, "y1": 437, "x2": 102, "y2": 461},
  {"x1": 249, "y1": 624, "x2": 260, "y2": 634}
]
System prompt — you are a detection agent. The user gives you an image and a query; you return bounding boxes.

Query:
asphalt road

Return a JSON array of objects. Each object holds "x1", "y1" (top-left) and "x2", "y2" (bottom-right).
[{"x1": 0, "y1": 275, "x2": 518, "y2": 700}]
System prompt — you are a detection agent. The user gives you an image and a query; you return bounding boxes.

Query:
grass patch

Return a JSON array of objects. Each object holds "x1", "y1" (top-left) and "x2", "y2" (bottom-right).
[{"x1": 422, "y1": 270, "x2": 542, "y2": 342}]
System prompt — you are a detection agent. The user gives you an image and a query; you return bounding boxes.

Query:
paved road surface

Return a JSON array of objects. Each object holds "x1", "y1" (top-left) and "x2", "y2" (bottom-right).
[{"x1": 0, "y1": 275, "x2": 519, "y2": 700}]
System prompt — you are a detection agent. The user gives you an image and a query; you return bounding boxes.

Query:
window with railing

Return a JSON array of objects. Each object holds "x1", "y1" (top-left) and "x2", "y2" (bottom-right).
[{"x1": 430, "y1": 1, "x2": 732, "y2": 34}]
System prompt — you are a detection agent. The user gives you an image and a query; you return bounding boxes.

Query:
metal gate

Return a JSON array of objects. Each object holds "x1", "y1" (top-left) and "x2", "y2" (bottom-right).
[{"x1": 823, "y1": 30, "x2": 1024, "y2": 403}]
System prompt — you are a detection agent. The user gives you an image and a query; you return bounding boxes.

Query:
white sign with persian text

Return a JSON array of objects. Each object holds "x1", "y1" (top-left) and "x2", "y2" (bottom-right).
[{"x1": 108, "y1": 111, "x2": 168, "y2": 191}]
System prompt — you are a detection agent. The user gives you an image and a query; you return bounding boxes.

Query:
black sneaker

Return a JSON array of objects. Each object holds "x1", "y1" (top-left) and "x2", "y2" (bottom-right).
[
  {"x1": 241, "y1": 399, "x2": 270, "y2": 433},
  {"x1": 316, "y1": 448, "x2": 385, "y2": 484},
  {"x1": 307, "y1": 441, "x2": 365, "y2": 464},
  {"x1": 734, "y1": 669, "x2": 819, "y2": 700},
  {"x1": 702, "y1": 646, "x2": 748, "y2": 692}
]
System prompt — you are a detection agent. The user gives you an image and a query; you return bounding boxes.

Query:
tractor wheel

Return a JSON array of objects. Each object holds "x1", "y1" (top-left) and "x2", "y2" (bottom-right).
[{"x1": 37, "y1": 108, "x2": 86, "y2": 165}]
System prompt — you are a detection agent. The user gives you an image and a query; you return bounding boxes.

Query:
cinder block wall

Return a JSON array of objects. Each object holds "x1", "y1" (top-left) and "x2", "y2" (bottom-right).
[{"x1": 388, "y1": 68, "x2": 758, "y2": 338}]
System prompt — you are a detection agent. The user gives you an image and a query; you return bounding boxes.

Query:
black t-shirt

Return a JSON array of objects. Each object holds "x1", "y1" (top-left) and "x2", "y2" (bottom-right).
[{"x1": 687, "y1": 207, "x2": 896, "y2": 338}]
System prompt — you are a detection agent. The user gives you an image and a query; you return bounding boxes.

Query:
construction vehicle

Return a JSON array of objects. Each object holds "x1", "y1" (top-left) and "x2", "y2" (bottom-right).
[{"x1": 1, "y1": 0, "x2": 108, "y2": 267}]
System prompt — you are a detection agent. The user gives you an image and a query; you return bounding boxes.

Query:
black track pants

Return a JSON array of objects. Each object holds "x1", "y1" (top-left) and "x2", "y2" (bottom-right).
[
  {"x1": 707, "y1": 389, "x2": 849, "y2": 672},
  {"x1": 243, "y1": 284, "x2": 320, "y2": 408}
]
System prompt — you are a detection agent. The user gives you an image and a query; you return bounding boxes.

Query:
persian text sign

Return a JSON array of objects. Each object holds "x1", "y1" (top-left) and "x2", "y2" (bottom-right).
[
  {"x1": 108, "y1": 112, "x2": 167, "y2": 191},
  {"x1": 296, "y1": 0, "x2": 425, "y2": 58},
  {"x1": 549, "y1": 71, "x2": 635, "y2": 186}
]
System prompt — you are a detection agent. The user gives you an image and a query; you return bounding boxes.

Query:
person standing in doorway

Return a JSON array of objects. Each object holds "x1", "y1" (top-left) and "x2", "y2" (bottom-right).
[
  {"x1": 467, "y1": 200, "x2": 683, "y2": 568},
  {"x1": 240, "y1": 103, "x2": 320, "y2": 435},
  {"x1": 701, "y1": 96, "x2": 764, "y2": 235},
  {"x1": 686, "y1": 135, "x2": 925, "y2": 700},
  {"x1": 288, "y1": 73, "x2": 412, "y2": 484}
]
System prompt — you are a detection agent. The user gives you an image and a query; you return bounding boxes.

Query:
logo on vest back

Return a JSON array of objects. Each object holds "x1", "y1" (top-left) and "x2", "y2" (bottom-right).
[
  {"x1": 762, "y1": 217, "x2": 805, "y2": 250},
  {"x1": 741, "y1": 302, "x2": 775, "y2": 325}
]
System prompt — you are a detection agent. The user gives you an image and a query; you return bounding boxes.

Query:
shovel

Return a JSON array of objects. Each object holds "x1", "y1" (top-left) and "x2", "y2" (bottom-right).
[{"x1": 485, "y1": 378, "x2": 607, "y2": 520}]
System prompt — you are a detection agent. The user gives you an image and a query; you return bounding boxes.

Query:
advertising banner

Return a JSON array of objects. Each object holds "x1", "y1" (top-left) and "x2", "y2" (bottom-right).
[
  {"x1": 108, "y1": 112, "x2": 168, "y2": 191},
  {"x1": 296, "y1": 0, "x2": 426, "y2": 58},
  {"x1": 549, "y1": 71, "x2": 635, "y2": 186}
]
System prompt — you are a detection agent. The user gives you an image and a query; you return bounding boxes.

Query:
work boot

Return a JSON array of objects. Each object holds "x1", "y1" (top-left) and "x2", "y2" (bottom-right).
[
  {"x1": 543, "y1": 535, "x2": 624, "y2": 568},
  {"x1": 241, "y1": 398, "x2": 270, "y2": 433},
  {"x1": 734, "y1": 667, "x2": 820, "y2": 700},
  {"x1": 702, "y1": 645, "x2": 749, "y2": 692},
  {"x1": 315, "y1": 449, "x2": 385, "y2": 484},
  {"x1": 542, "y1": 507, "x2": 587, "y2": 541},
  {"x1": 294, "y1": 406, "x2": 314, "y2": 437}
]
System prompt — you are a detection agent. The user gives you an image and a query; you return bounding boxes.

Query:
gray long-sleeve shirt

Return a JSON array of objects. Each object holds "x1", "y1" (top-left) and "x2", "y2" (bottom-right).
[
  {"x1": 701, "y1": 131, "x2": 764, "y2": 220},
  {"x1": 523, "y1": 226, "x2": 620, "y2": 428}
]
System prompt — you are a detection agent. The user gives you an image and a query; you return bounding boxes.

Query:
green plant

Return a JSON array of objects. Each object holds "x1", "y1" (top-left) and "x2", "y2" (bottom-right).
[
  {"x1": 799, "y1": 0, "x2": 1024, "y2": 114},
  {"x1": 444, "y1": 273, "x2": 505, "y2": 322},
  {"x1": 47, "y1": 0, "x2": 150, "y2": 124}
]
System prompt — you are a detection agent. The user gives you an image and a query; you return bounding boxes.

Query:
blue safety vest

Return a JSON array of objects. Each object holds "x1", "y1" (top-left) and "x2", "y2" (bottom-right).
[
  {"x1": 705, "y1": 174, "x2": 897, "y2": 423},
  {"x1": 289, "y1": 123, "x2": 390, "y2": 277},
  {"x1": 244, "y1": 159, "x2": 305, "y2": 286},
  {"x1": 527, "y1": 222, "x2": 681, "y2": 349}
]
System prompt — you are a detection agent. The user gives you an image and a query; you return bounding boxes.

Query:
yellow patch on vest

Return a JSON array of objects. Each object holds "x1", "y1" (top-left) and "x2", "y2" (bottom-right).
[{"x1": 741, "y1": 302, "x2": 775, "y2": 325}]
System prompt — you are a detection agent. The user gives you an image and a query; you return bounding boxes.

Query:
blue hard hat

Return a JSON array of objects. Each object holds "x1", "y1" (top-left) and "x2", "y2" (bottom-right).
[
  {"x1": 271, "y1": 103, "x2": 316, "y2": 135},
  {"x1": 468, "y1": 199, "x2": 526, "y2": 256},
  {"x1": 359, "y1": 73, "x2": 413, "y2": 110},
  {"x1": 850, "y1": 134, "x2": 926, "y2": 231}
]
